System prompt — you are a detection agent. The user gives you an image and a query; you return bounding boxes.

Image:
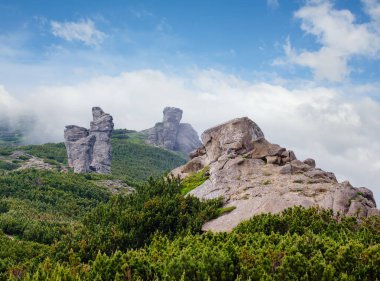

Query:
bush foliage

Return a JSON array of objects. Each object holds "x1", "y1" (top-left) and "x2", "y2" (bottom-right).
[{"x1": 0, "y1": 140, "x2": 379, "y2": 280}]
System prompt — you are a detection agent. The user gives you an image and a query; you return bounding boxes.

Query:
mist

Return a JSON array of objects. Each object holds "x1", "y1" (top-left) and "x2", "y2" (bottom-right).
[{"x1": 1, "y1": 69, "x2": 380, "y2": 203}]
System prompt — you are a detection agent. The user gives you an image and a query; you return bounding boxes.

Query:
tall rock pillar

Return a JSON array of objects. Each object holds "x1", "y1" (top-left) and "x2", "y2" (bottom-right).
[
  {"x1": 89, "y1": 107, "x2": 114, "y2": 174},
  {"x1": 64, "y1": 107, "x2": 114, "y2": 174}
]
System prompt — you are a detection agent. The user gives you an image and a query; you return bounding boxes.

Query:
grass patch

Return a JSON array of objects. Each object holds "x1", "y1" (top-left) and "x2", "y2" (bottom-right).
[
  {"x1": 217, "y1": 206, "x2": 236, "y2": 216},
  {"x1": 262, "y1": 179, "x2": 271, "y2": 185},
  {"x1": 181, "y1": 166, "x2": 209, "y2": 195},
  {"x1": 293, "y1": 179, "x2": 304, "y2": 184}
]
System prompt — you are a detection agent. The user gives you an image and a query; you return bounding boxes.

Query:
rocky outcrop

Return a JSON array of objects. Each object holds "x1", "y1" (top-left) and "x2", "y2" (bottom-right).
[
  {"x1": 171, "y1": 117, "x2": 379, "y2": 232},
  {"x1": 64, "y1": 107, "x2": 113, "y2": 174},
  {"x1": 143, "y1": 107, "x2": 202, "y2": 155},
  {"x1": 89, "y1": 107, "x2": 114, "y2": 174}
]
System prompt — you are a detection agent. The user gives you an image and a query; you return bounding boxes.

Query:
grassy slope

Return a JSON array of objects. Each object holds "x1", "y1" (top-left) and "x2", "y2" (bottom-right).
[
  {"x1": 0, "y1": 129, "x2": 187, "y2": 183},
  {"x1": 0, "y1": 170, "x2": 111, "y2": 245}
]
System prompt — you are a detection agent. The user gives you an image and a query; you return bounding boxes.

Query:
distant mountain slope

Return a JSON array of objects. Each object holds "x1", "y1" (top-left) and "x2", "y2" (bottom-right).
[{"x1": 0, "y1": 129, "x2": 187, "y2": 183}]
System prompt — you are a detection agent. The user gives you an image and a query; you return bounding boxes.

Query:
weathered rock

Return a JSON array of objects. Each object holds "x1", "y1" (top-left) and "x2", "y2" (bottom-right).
[
  {"x1": 304, "y1": 168, "x2": 337, "y2": 183},
  {"x1": 175, "y1": 123, "x2": 202, "y2": 154},
  {"x1": 170, "y1": 116, "x2": 379, "y2": 232},
  {"x1": 89, "y1": 107, "x2": 114, "y2": 173},
  {"x1": 189, "y1": 146, "x2": 206, "y2": 159},
  {"x1": 64, "y1": 107, "x2": 114, "y2": 174},
  {"x1": 290, "y1": 160, "x2": 312, "y2": 174},
  {"x1": 201, "y1": 117, "x2": 264, "y2": 163},
  {"x1": 64, "y1": 126, "x2": 95, "y2": 173},
  {"x1": 144, "y1": 107, "x2": 201, "y2": 155},
  {"x1": 279, "y1": 164, "x2": 292, "y2": 174},
  {"x1": 266, "y1": 155, "x2": 279, "y2": 164},
  {"x1": 303, "y1": 158, "x2": 316, "y2": 168}
]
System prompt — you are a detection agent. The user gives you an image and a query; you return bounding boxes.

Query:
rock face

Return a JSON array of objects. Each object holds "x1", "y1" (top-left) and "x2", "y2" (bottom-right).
[
  {"x1": 171, "y1": 117, "x2": 379, "y2": 232},
  {"x1": 144, "y1": 107, "x2": 202, "y2": 155},
  {"x1": 64, "y1": 107, "x2": 114, "y2": 174}
]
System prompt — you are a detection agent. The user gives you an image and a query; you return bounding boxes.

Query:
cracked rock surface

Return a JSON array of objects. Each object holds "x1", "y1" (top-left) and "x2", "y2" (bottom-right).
[
  {"x1": 143, "y1": 107, "x2": 202, "y2": 155},
  {"x1": 64, "y1": 107, "x2": 114, "y2": 174},
  {"x1": 171, "y1": 117, "x2": 379, "y2": 232}
]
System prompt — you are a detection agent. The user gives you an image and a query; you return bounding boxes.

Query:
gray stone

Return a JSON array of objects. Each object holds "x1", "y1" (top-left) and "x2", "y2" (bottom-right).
[
  {"x1": 64, "y1": 107, "x2": 114, "y2": 174},
  {"x1": 170, "y1": 116, "x2": 379, "y2": 232},
  {"x1": 304, "y1": 168, "x2": 337, "y2": 183},
  {"x1": 368, "y1": 208, "x2": 380, "y2": 217},
  {"x1": 189, "y1": 146, "x2": 206, "y2": 159},
  {"x1": 266, "y1": 155, "x2": 279, "y2": 164},
  {"x1": 347, "y1": 201, "x2": 368, "y2": 217},
  {"x1": 89, "y1": 107, "x2": 114, "y2": 173},
  {"x1": 279, "y1": 164, "x2": 292, "y2": 174},
  {"x1": 175, "y1": 123, "x2": 202, "y2": 154},
  {"x1": 144, "y1": 107, "x2": 201, "y2": 155},
  {"x1": 201, "y1": 117, "x2": 264, "y2": 163},
  {"x1": 290, "y1": 160, "x2": 312, "y2": 174},
  {"x1": 289, "y1": 150, "x2": 297, "y2": 161},
  {"x1": 303, "y1": 158, "x2": 316, "y2": 168}
]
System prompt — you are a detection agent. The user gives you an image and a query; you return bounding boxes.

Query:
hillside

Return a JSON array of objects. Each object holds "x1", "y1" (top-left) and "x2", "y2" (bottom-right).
[
  {"x1": 0, "y1": 125, "x2": 379, "y2": 280},
  {"x1": 0, "y1": 170, "x2": 379, "y2": 280},
  {"x1": 0, "y1": 129, "x2": 187, "y2": 183}
]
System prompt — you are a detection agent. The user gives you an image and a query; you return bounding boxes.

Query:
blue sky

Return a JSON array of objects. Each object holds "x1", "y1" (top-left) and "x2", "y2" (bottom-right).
[
  {"x1": 1, "y1": 0, "x2": 379, "y2": 90},
  {"x1": 2, "y1": 0, "x2": 380, "y2": 203}
]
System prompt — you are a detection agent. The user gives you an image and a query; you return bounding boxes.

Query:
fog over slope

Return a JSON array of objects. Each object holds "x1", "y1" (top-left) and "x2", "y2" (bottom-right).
[{"x1": 1, "y1": 69, "x2": 380, "y2": 203}]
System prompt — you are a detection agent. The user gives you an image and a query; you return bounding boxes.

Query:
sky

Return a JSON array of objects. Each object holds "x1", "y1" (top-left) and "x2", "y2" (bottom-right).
[{"x1": 1, "y1": 0, "x2": 380, "y2": 202}]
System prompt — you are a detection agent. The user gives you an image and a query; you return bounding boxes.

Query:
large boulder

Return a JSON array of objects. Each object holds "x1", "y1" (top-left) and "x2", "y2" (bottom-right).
[
  {"x1": 171, "y1": 117, "x2": 379, "y2": 232},
  {"x1": 64, "y1": 107, "x2": 114, "y2": 174},
  {"x1": 144, "y1": 107, "x2": 201, "y2": 155}
]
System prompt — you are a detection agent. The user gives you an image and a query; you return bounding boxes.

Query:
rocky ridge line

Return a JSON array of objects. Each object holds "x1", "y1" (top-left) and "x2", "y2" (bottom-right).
[{"x1": 171, "y1": 117, "x2": 379, "y2": 232}]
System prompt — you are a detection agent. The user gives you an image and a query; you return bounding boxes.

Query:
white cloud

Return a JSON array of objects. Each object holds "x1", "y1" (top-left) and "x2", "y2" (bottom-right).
[
  {"x1": 2, "y1": 69, "x2": 379, "y2": 202},
  {"x1": 51, "y1": 19, "x2": 106, "y2": 46},
  {"x1": 280, "y1": 1, "x2": 380, "y2": 82},
  {"x1": 0, "y1": 86, "x2": 23, "y2": 116}
]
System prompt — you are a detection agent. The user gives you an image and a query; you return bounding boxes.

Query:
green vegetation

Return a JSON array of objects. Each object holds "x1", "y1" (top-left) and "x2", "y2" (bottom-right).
[
  {"x1": 0, "y1": 129, "x2": 187, "y2": 183},
  {"x1": 217, "y1": 205, "x2": 237, "y2": 216},
  {"x1": 20, "y1": 143, "x2": 68, "y2": 165},
  {"x1": 262, "y1": 179, "x2": 271, "y2": 185},
  {"x1": 293, "y1": 179, "x2": 304, "y2": 184},
  {"x1": 0, "y1": 170, "x2": 110, "y2": 245},
  {"x1": 181, "y1": 166, "x2": 209, "y2": 194},
  {"x1": 0, "y1": 161, "x2": 19, "y2": 171},
  {"x1": 1, "y1": 188, "x2": 379, "y2": 281},
  {"x1": 0, "y1": 130, "x2": 379, "y2": 280}
]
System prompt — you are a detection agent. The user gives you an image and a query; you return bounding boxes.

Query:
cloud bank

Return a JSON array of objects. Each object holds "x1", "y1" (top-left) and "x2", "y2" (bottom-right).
[
  {"x1": 1, "y1": 68, "x2": 380, "y2": 202},
  {"x1": 279, "y1": 0, "x2": 380, "y2": 82}
]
